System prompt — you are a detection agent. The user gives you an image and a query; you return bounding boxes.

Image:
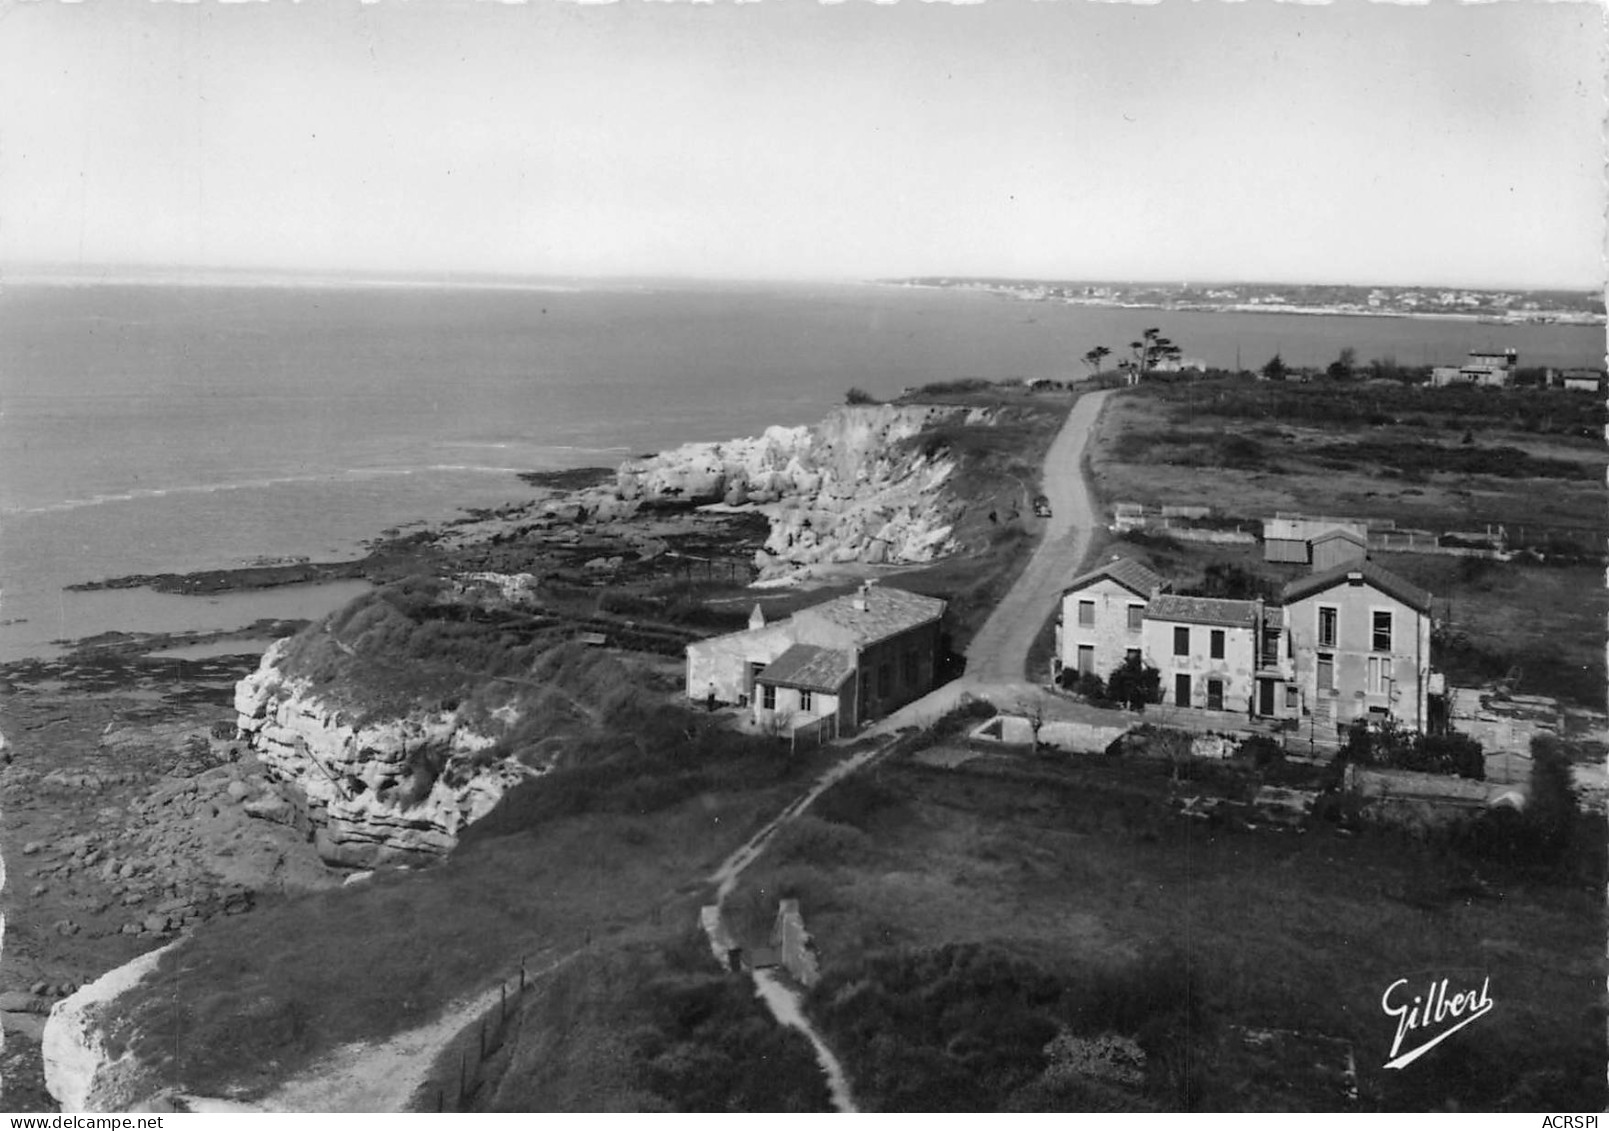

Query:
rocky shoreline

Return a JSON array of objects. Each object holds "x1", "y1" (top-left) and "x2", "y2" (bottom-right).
[
  {"x1": 9, "y1": 400, "x2": 1009, "y2": 1110},
  {"x1": 0, "y1": 629, "x2": 341, "y2": 1108}
]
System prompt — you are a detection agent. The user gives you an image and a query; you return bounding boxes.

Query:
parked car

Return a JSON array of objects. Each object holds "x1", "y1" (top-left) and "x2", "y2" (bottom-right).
[{"x1": 1032, "y1": 495, "x2": 1052, "y2": 517}]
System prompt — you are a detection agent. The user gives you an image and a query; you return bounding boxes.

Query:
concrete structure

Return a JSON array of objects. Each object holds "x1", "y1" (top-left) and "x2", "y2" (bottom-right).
[
  {"x1": 1282, "y1": 559, "x2": 1434, "y2": 736},
  {"x1": 687, "y1": 582, "x2": 945, "y2": 737},
  {"x1": 1141, "y1": 594, "x2": 1263, "y2": 715},
  {"x1": 1431, "y1": 348, "x2": 1518, "y2": 388},
  {"x1": 1054, "y1": 557, "x2": 1166, "y2": 684},
  {"x1": 772, "y1": 899, "x2": 821, "y2": 988},
  {"x1": 1559, "y1": 368, "x2": 1604, "y2": 393}
]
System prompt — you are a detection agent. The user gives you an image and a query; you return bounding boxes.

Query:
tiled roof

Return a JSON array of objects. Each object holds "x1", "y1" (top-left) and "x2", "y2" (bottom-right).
[
  {"x1": 757, "y1": 643, "x2": 855, "y2": 692},
  {"x1": 1145, "y1": 594, "x2": 1260, "y2": 628},
  {"x1": 1281, "y1": 558, "x2": 1432, "y2": 613},
  {"x1": 1064, "y1": 557, "x2": 1166, "y2": 599},
  {"x1": 796, "y1": 585, "x2": 946, "y2": 646}
]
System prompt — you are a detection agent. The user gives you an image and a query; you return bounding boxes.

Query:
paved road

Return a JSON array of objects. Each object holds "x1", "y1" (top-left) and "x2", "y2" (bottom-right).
[{"x1": 864, "y1": 389, "x2": 1113, "y2": 735}]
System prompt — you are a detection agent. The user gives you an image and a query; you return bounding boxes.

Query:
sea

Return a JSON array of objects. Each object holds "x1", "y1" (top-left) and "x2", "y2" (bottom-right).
[{"x1": 1, "y1": 276, "x2": 1602, "y2": 664}]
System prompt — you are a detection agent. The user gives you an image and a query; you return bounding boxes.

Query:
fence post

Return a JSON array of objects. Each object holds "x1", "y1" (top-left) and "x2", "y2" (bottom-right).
[
  {"x1": 479, "y1": 1020, "x2": 486, "y2": 1061},
  {"x1": 501, "y1": 984, "x2": 507, "y2": 1028},
  {"x1": 459, "y1": 1052, "x2": 467, "y2": 1107},
  {"x1": 520, "y1": 957, "x2": 527, "y2": 992}
]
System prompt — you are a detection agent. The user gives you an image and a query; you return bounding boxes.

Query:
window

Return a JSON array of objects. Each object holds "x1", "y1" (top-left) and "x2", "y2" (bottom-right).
[
  {"x1": 1318, "y1": 606, "x2": 1338, "y2": 648},
  {"x1": 879, "y1": 663, "x2": 892, "y2": 697},
  {"x1": 762, "y1": 683, "x2": 776, "y2": 710},
  {"x1": 1316, "y1": 653, "x2": 1334, "y2": 692},
  {"x1": 1367, "y1": 656, "x2": 1389, "y2": 695},
  {"x1": 799, "y1": 690, "x2": 813, "y2": 712},
  {"x1": 1372, "y1": 610, "x2": 1392, "y2": 653},
  {"x1": 1173, "y1": 626, "x2": 1190, "y2": 656},
  {"x1": 1126, "y1": 647, "x2": 1142, "y2": 666},
  {"x1": 1210, "y1": 629, "x2": 1225, "y2": 659},
  {"x1": 1285, "y1": 685, "x2": 1299, "y2": 709},
  {"x1": 1078, "y1": 600, "x2": 1095, "y2": 627},
  {"x1": 1207, "y1": 678, "x2": 1224, "y2": 711},
  {"x1": 1174, "y1": 673, "x2": 1191, "y2": 707},
  {"x1": 1127, "y1": 604, "x2": 1144, "y2": 631},
  {"x1": 1078, "y1": 645, "x2": 1095, "y2": 675}
]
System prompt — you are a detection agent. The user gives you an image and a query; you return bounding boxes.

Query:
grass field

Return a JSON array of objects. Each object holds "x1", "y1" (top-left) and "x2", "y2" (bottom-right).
[{"x1": 728, "y1": 744, "x2": 1607, "y2": 1111}]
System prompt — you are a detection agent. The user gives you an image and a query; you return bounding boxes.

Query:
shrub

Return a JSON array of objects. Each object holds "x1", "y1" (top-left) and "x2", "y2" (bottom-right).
[
  {"x1": 1106, "y1": 654, "x2": 1161, "y2": 709},
  {"x1": 845, "y1": 387, "x2": 880, "y2": 405},
  {"x1": 1070, "y1": 671, "x2": 1107, "y2": 702},
  {"x1": 1238, "y1": 734, "x2": 1284, "y2": 769},
  {"x1": 1341, "y1": 718, "x2": 1484, "y2": 779}
]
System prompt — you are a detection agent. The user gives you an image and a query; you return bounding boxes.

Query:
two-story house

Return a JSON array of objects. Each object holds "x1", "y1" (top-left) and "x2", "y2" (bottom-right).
[
  {"x1": 1055, "y1": 558, "x2": 1167, "y2": 683},
  {"x1": 1281, "y1": 559, "x2": 1433, "y2": 734},
  {"x1": 1141, "y1": 594, "x2": 1262, "y2": 714}
]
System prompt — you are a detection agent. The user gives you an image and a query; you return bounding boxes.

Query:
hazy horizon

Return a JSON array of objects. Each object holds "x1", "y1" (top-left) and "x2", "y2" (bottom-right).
[
  {"x1": 2, "y1": 0, "x2": 1602, "y2": 293},
  {"x1": 3, "y1": 260, "x2": 1600, "y2": 297}
]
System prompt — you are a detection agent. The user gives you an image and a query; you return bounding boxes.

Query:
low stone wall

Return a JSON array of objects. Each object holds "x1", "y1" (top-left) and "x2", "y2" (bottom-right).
[{"x1": 970, "y1": 715, "x2": 1132, "y2": 754}]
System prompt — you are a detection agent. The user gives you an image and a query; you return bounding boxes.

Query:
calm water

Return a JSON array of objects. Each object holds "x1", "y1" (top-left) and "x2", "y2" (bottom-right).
[{"x1": 1, "y1": 278, "x2": 1601, "y2": 661}]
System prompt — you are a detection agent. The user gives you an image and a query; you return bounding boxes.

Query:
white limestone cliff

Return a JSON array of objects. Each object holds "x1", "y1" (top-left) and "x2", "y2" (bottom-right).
[
  {"x1": 613, "y1": 403, "x2": 996, "y2": 580},
  {"x1": 43, "y1": 943, "x2": 178, "y2": 1113},
  {"x1": 233, "y1": 643, "x2": 541, "y2": 868}
]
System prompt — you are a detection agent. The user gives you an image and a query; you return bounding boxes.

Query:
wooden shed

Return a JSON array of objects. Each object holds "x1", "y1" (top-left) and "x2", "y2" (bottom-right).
[{"x1": 1309, "y1": 528, "x2": 1368, "y2": 572}]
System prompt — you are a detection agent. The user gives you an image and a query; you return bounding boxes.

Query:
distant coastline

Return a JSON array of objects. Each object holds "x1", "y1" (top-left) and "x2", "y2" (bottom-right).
[{"x1": 877, "y1": 278, "x2": 1608, "y2": 328}]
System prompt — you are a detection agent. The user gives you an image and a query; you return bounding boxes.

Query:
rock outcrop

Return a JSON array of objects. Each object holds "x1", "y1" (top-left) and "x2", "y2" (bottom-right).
[
  {"x1": 613, "y1": 403, "x2": 996, "y2": 580},
  {"x1": 43, "y1": 943, "x2": 177, "y2": 1112},
  {"x1": 234, "y1": 644, "x2": 540, "y2": 868}
]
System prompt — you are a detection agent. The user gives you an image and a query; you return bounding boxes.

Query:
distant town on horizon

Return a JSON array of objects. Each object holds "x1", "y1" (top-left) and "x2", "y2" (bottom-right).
[{"x1": 884, "y1": 277, "x2": 1607, "y2": 326}]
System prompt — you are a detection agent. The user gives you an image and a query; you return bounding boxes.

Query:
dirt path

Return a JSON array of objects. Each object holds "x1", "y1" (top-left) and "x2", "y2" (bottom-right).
[
  {"x1": 963, "y1": 388, "x2": 1111, "y2": 684},
  {"x1": 863, "y1": 389, "x2": 1113, "y2": 735},
  {"x1": 702, "y1": 741, "x2": 901, "y2": 1114}
]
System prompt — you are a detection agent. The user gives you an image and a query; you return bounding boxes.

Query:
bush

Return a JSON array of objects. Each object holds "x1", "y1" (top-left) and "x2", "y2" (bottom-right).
[
  {"x1": 1238, "y1": 734, "x2": 1284, "y2": 769},
  {"x1": 845, "y1": 387, "x2": 879, "y2": 405},
  {"x1": 1106, "y1": 655, "x2": 1161, "y2": 710},
  {"x1": 1069, "y1": 671, "x2": 1107, "y2": 702},
  {"x1": 1341, "y1": 718, "x2": 1484, "y2": 779}
]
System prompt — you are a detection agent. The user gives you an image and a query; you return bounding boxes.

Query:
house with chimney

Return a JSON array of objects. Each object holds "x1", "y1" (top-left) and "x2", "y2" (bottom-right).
[
  {"x1": 1056, "y1": 553, "x2": 1433, "y2": 733},
  {"x1": 1055, "y1": 557, "x2": 1168, "y2": 683},
  {"x1": 685, "y1": 581, "x2": 946, "y2": 739}
]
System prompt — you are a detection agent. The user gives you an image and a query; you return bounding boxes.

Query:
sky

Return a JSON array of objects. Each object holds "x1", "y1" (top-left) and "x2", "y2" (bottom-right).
[{"x1": 0, "y1": 0, "x2": 1603, "y2": 290}]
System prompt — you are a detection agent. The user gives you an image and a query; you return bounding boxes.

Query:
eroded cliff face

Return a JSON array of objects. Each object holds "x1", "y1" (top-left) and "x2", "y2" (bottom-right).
[
  {"x1": 613, "y1": 403, "x2": 996, "y2": 580},
  {"x1": 233, "y1": 642, "x2": 539, "y2": 868},
  {"x1": 43, "y1": 943, "x2": 176, "y2": 1113}
]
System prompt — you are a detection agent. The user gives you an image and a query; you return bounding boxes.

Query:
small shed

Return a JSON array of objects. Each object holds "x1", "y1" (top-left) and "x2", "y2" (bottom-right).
[
  {"x1": 1263, "y1": 516, "x2": 1312, "y2": 564},
  {"x1": 1309, "y1": 528, "x2": 1368, "y2": 572}
]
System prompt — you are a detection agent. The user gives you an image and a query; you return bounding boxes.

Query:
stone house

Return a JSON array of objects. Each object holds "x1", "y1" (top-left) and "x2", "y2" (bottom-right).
[
  {"x1": 1141, "y1": 594, "x2": 1263, "y2": 714},
  {"x1": 1055, "y1": 558, "x2": 1167, "y2": 683},
  {"x1": 1281, "y1": 559, "x2": 1434, "y2": 735},
  {"x1": 686, "y1": 582, "x2": 946, "y2": 738}
]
